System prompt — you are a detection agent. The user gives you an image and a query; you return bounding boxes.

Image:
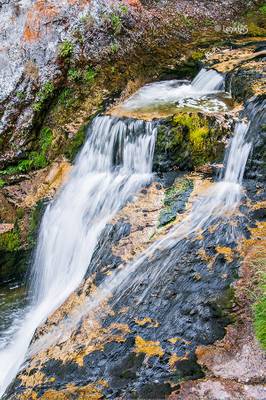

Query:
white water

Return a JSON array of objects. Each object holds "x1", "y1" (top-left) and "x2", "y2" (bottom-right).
[
  {"x1": 28, "y1": 121, "x2": 252, "y2": 359},
  {"x1": 0, "y1": 116, "x2": 156, "y2": 397},
  {"x1": 122, "y1": 68, "x2": 227, "y2": 112},
  {"x1": 0, "y1": 69, "x2": 251, "y2": 397}
]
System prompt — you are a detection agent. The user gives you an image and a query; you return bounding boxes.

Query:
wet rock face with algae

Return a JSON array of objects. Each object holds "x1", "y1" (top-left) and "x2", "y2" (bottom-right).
[{"x1": 6, "y1": 171, "x2": 259, "y2": 400}]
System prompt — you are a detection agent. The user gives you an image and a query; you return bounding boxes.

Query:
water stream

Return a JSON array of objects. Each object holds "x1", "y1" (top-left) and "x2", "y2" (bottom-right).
[
  {"x1": 0, "y1": 116, "x2": 156, "y2": 397},
  {"x1": 0, "y1": 69, "x2": 252, "y2": 397}
]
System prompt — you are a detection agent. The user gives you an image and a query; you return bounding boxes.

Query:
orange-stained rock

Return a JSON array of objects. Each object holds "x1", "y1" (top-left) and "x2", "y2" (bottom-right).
[{"x1": 23, "y1": 0, "x2": 58, "y2": 42}]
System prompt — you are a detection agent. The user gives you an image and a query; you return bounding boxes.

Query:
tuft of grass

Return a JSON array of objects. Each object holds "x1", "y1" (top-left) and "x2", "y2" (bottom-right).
[{"x1": 16, "y1": 91, "x2": 26, "y2": 100}]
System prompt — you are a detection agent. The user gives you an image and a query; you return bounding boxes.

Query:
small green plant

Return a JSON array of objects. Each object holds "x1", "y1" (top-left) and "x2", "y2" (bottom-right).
[
  {"x1": 58, "y1": 88, "x2": 76, "y2": 108},
  {"x1": 16, "y1": 208, "x2": 25, "y2": 219},
  {"x1": 0, "y1": 178, "x2": 5, "y2": 188},
  {"x1": 253, "y1": 266, "x2": 266, "y2": 350},
  {"x1": 119, "y1": 4, "x2": 128, "y2": 14},
  {"x1": 84, "y1": 67, "x2": 97, "y2": 83},
  {"x1": 0, "y1": 231, "x2": 20, "y2": 252},
  {"x1": 110, "y1": 13, "x2": 122, "y2": 34},
  {"x1": 260, "y1": 4, "x2": 266, "y2": 14},
  {"x1": 110, "y1": 42, "x2": 119, "y2": 54},
  {"x1": 0, "y1": 127, "x2": 53, "y2": 176},
  {"x1": 68, "y1": 68, "x2": 82, "y2": 82},
  {"x1": 33, "y1": 81, "x2": 55, "y2": 112},
  {"x1": 16, "y1": 91, "x2": 26, "y2": 100},
  {"x1": 59, "y1": 40, "x2": 74, "y2": 58}
]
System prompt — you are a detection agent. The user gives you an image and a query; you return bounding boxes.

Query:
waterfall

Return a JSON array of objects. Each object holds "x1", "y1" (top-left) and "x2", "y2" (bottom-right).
[
  {"x1": 0, "y1": 69, "x2": 253, "y2": 397},
  {"x1": 0, "y1": 116, "x2": 156, "y2": 398},
  {"x1": 122, "y1": 68, "x2": 225, "y2": 111},
  {"x1": 27, "y1": 121, "x2": 253, "y2": 361}
]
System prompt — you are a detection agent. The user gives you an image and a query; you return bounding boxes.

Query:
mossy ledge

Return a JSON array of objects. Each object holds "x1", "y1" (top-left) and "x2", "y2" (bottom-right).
[{"x1": 154, "y1": 112, "x2": 230, "y2": 172}]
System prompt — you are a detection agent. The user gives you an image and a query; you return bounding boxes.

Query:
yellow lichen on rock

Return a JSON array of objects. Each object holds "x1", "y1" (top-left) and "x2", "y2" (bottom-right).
[
  {"x1": 134, "y1": 317, "x2": 160, "y2": 327},
  {"x1": 216, "y1": 246, "x2": 234, "y2": 262},
  {"x1": 169, "y1": 352, "x2": 189, "y2": 370},
  {"x1": 134, "y1": 336, "x2": 164, "y2": 357}
]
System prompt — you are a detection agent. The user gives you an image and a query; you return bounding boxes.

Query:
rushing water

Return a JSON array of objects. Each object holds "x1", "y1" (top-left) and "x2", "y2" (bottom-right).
[
  {"x1": 0, "y1": 69, "x2": 252, "y2": 397},
  {"x1": 28, "y1": 122, "x2": 252, "y2": 354},
  {"x1": 121, "y1": 68, "x2": 229, "y2": 114},
  {"x1": 0, "y1": 116, "x2": 156, "y2": 397}
]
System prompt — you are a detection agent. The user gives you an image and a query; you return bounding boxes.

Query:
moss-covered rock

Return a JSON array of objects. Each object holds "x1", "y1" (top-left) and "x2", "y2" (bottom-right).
[
  {"x1": 154, "y1": 112, "x2": 229, "y2": 172},
  {"x1": 159, "y1": 177, "x2": 194, "y2": 227}
]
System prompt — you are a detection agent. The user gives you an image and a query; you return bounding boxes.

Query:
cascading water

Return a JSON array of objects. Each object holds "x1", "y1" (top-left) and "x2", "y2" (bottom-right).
[
  {"x1": 27, "y1": 122, "x2": 253, "y2": 359},
  {"x1": 121, "y1": 68, "x2": 227, "y2": 113},
  {"x1": 0, "y1": 116, "x2": 156, "y2": 397},
  {"x1": 0, "y1": 68, "x2": 253, "y2": 397}
]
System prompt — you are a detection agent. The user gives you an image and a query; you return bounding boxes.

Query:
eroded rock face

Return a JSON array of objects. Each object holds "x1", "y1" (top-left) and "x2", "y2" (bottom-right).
[{"x1": 0, "y1": 0, "x2": 262, "y2": 168}]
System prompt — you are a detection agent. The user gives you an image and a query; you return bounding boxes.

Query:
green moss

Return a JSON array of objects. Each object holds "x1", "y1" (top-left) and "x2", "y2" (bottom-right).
[
  {"x1": 190, "y1": 50, "x2": 205, "y2": 61},
  {"x1": 59, "y1": 40, "x2": 74, "y2": 58},
  {"x1": 246, "y1": 6, "x2": 266, "y2": 37},
  {"x1": 84, "y1": 67, "x2": 97, "y2": 83},
  {"x1": 0, "y1": 178, "x2": 5, "y2": 188},
  {"x1": 154, "y1": 112, "x2": 225, "y2": 171},
  {"x1": 33, "y1": 81, "x2": 55, "y2": 112},
  {"x1": 159, "y1": 178, "x2": 194, "y2": 227},
  {"x1": 0, "y1": 231, "x2": 20, "y2": 252},
  {"x1": 0, "y1": 127, "x2": 53, "y2": 176},
  {"x1": 65, "y1": 125, "x2": 87, "y2": 162},
  {"x1": 172, "y1": 113, "x2": 217, "y2": 166},
  {"x1": 28, "y1": 202, "x2": 45, "y2": 247},
  {"x1": 68, "y1": 68, "x2": 83, "y2": 82}
]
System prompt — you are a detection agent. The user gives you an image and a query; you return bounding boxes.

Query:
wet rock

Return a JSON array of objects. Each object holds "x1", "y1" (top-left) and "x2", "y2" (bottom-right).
[{"x1": 154, "y1": 112, "x2": 231, "y2": 172}]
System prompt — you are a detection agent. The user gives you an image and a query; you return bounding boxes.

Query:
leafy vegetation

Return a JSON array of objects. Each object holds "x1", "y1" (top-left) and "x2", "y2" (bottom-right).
[
  {"x1": 0, "y1": 127, "x2": 53, "y2": 176},
  {"x1": 110, "y1": 42, "x2": 119, "y2": 54},
  {"x1": 0, "y1": 178, "x2": 5, "y2": 188},
  {"x1": 58, "y1": 88, "x2": 76, "y2": 108},
  {"x1": 259, "y1": 4, "x2": 266, "y2": 14},
  {"x1": 84, "y1": 66, "x2": 97, "y2": 83},
  {"x1": 33, "y1": 82, "x2": 55, "y2": 112},
  {"x1": 16, "y1": 91, "x2": 26, "y2": 100},
  {"x1": 59, "y1": 40, "x2": 74, "y2": 58},
  {"x1": 253, "y1": 260, "x2": 266, "y2": 350},
  {"x1": 0, "y1": 231, "x2": 20, "y2": 252},
  {"x1": 68, "y1": 68, "x2": 83, "y2": 82}
]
